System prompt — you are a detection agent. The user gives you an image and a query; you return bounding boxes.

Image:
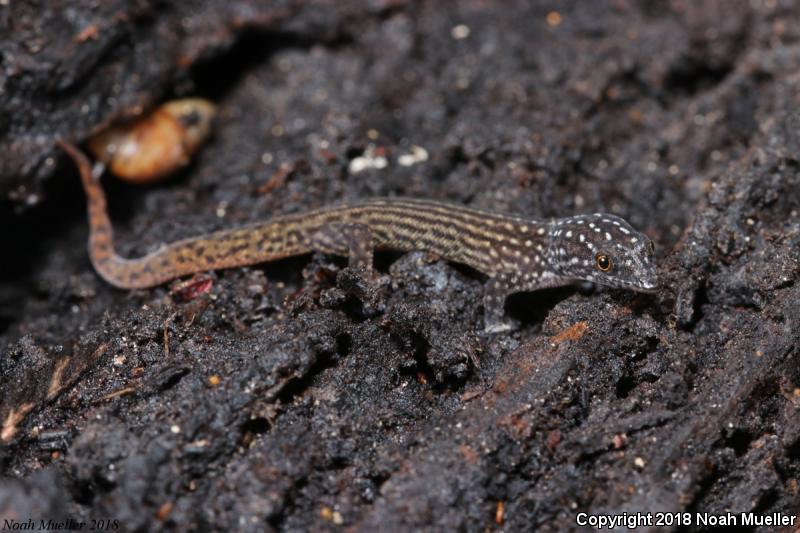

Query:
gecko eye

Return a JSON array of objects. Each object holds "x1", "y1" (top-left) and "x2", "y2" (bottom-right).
[{"x1": 595, "y1": 253, "x2": 613, "y2": 272}]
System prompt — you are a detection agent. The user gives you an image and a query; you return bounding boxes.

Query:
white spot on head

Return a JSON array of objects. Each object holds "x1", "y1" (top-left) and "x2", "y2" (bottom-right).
[
  {"x1": 579, "y1": 234, "x2": 585, "y2": 242},
  {"x1": 589, "y1": 222, "x2": 595, "y2": 228},
  {"x1": 537, "y1": 227, "x2": 546, "y2": 235},
  {"x1": 525, "y1": 240, "x2": 533, "y2": 247},
  {"x1": 582, "y1": 259, "x2": 590, "y2": 266},
  {"x1": 630, "y1": 237, "x2": 638, "y2": 243},
  {"x1": 619, "y1": 227, "x2": 630, "y2": 235},
  {"x1": 520, "y1": 225, "x2": 529, "y2": 233},
  {"x1": 536, "y1": 244, "x2": 544, "y2": 252},
  {"x1": 593, "y1": 227, "x2": 600, "y2": 233},
  {"x1": 566, "y1": 230, "x2": 573, "y2": 238},
  {"x1": 605, "y1": 232, "x2": 612, "y2": 240},
  {"x1": 523, "y1": 256, "x2": 530, "y2": 264},
  {"x1": 570, "y1": 257, "x2": 580, "y2": 264}
]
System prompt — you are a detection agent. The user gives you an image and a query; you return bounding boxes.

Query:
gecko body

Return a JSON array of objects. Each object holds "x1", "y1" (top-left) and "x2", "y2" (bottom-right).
[{"x1": 61, "y1": 142, "x2": 657, "y2": 331}]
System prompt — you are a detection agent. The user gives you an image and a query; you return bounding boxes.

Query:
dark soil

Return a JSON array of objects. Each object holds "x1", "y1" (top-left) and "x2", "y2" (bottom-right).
[{"x1": 2, "y1": 1, "x2": 800, "y2": 531}]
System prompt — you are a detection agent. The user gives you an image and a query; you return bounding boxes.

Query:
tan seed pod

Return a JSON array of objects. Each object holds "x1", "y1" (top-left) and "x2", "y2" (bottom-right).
[{"x1": 88, "y1": 98, "x2": 216, "y2": 183}]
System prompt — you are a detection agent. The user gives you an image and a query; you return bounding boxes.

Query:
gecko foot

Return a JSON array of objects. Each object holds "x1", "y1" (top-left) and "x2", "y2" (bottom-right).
[
  {"x1": 483, "y1": 318, "x2": 519, "y2": 334},
  {"x1": 336, "y1": 266, "x2": 387, "y2": 318}
]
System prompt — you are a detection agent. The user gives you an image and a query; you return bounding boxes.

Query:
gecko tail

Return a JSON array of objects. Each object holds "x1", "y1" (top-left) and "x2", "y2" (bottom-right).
[{"x1": 58, "y1": 140, "x2": 134, "y2": 287}]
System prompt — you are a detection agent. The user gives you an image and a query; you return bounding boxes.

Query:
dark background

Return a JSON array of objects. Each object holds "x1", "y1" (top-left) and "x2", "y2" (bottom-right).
[{"x1": 1, "y1": 1, "x2": 799, "y2": 531}]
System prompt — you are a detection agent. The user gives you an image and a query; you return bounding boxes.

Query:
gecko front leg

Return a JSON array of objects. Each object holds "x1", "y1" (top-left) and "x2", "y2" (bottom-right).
[{"x1": 482, "y1": 274, "x2": 518, "y2": 333}]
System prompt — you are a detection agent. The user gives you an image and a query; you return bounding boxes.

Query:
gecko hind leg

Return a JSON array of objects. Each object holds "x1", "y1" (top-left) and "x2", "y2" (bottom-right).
[
  {"x1": 309, "y1": 223, "x2": 374, "y2": 273},
  {"x1": 310, "y1": 223, "x2": 385, "y2": 317}
]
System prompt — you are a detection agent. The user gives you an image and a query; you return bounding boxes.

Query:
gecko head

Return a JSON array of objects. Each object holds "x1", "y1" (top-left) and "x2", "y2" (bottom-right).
[{"x1": 546, "y1": 214, "x2": 658, "y2": 292}]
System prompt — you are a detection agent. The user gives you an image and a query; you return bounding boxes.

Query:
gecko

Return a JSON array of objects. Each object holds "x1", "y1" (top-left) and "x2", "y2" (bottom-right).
[{"x1": 60, "y1": 141, "x2": 658, "y2": 332}]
